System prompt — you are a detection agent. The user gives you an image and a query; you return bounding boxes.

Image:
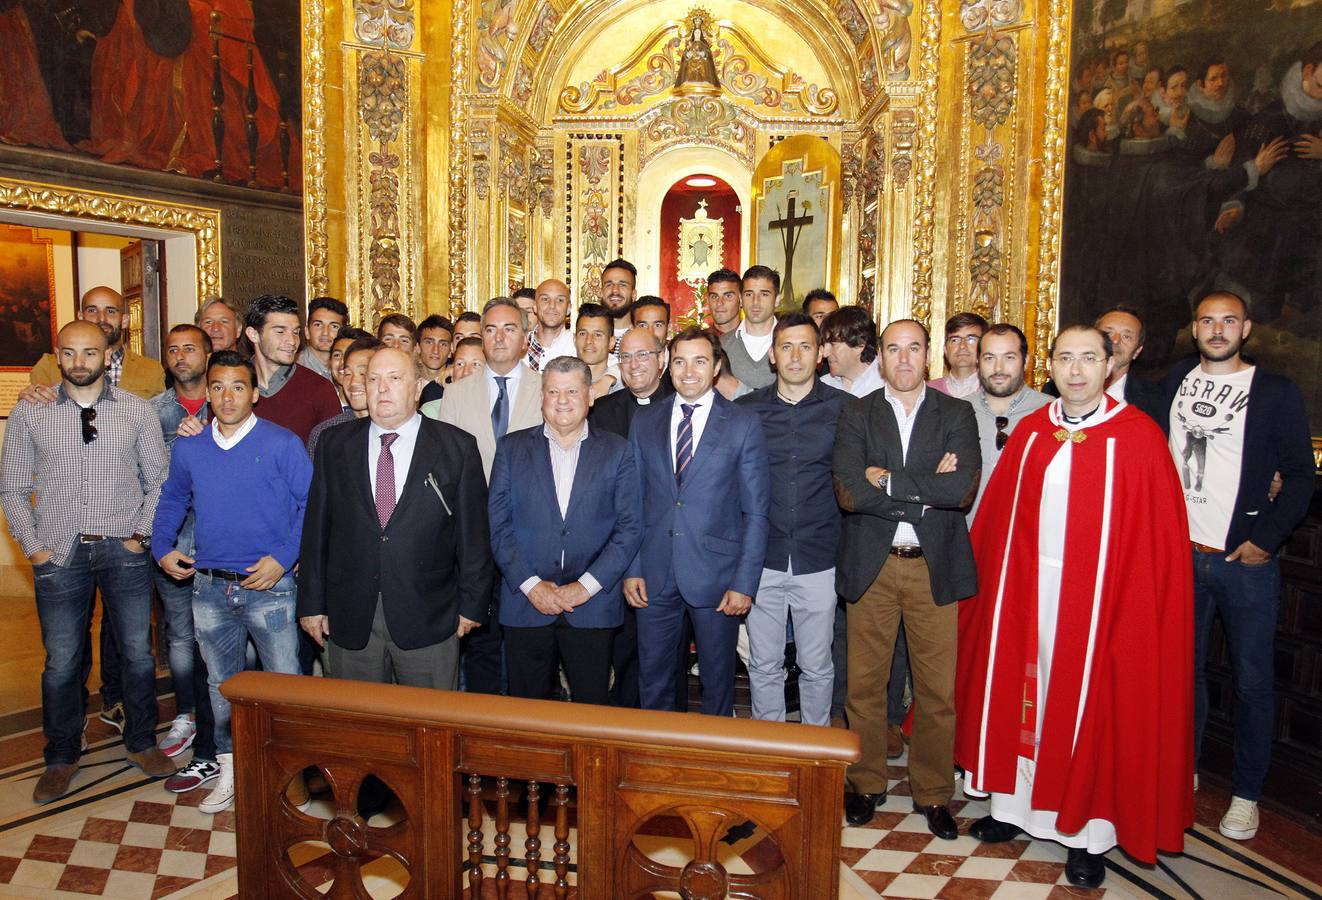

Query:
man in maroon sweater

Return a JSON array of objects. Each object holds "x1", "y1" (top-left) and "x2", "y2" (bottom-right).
[{"x1": 243, "y1": 295, "x2": 341, "y2": 445}]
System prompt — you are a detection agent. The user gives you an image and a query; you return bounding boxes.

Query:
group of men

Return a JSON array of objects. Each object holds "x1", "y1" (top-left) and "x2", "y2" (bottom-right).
[{"x1": 2, "y1": 262, "x2": 1312, "y2": 889}]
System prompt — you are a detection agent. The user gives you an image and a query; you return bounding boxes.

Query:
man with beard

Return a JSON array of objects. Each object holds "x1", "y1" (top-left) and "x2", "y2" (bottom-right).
[
  {"x1": 600, "y1": 259, "x2": 638, "y2": 353},
  {"x1": 705, "y1": 268, "x2": 742, "y2": 336},
  {"x1": 29, "y1": 287, "x2": 163, "y2": 400},
  {"x1": 298, "y1": 296, "x2": 348, "y2": 381},
  {"x1": 525, "y1": 278, "x2": 575, "y2": 373},
  {"x1": 2, "y1": 321, "x2": 173, "y2": 804},
  {"x1": 1162, "y1": 292, "x2": 1314, "y2": 841}
]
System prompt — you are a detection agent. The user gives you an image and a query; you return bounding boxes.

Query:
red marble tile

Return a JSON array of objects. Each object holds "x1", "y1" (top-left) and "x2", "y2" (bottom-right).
[
  {"x1": 24, "y1": 833, "x2": 77, "y2": 863},
  {"x1": 739, "y1": 834, "x2": 785, "y2": 873},
  {"x1": 113, "y1": 844, "x2": 163, "y2": 873},
  {"x1": 877, "y1": 830, "x2": 935, "y2": 852},
  {"x1": 164, "y1": 826, "x2": 212, "y2": 854},
  {"x1": 152, "y1": 874, "x2": 200, "y2": 898},
  {"x1": 211, "y1": 810, "x2": 237, "y2": 832},
  {"x1": 857, "y1": 869, "x2": 899, "y2": 892},
  {"x1": 129, "y1": 800, "x2": 174, "y2": 825},
  {"x1": 205, "y1": 853, "x2": 239, "y2": 879},
  {"x1": 938, "y1": 876, "x2": 1003, "y2": 899},
  {"x1": 839, "y1": 846, "x2": 872, "y2": 867},
  {"x1": 1047, "y1": 885, "x2": 1106, "y2": 899},
  {"x1": 905, "y1": 852, "x2": 966, "y2": 876},
  {"x1": 0, "y1": 856, "x2": 21, "y2": 883},
  {"x1": 853, "y1": 810, "x2": 907, "y2": 831},
  {"x1": 80, "y1": 817, "x2": 128, "y2": 844},
  {"x1": 1008, "y1": 859, "x2": 1067, "y2": 883},
  {"x1": 971, "y1": 838, "x2": 1031, "y2": 858},
  {"x1": 174, "y1": 787, "x2": 209, "y2": 808},
  {"x1": 56, "y1": 864, "x2": 111, "y2": 895}
]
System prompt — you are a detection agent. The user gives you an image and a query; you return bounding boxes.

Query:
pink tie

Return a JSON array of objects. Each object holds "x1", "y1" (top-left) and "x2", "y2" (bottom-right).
[{"x1": 375, "y1": 433, "x2": 399, "y2": 529}]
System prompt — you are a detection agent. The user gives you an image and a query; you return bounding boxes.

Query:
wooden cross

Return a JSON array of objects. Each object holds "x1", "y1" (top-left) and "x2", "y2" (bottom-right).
[{"x1": 769, "y1": 194, "x2": 813, "y2": 304}]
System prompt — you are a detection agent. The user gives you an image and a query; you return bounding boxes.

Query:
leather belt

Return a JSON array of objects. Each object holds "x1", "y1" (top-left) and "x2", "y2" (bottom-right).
[
  {"x1": 78, "y1": 534, "x2": 112, "y2": 543},
  {"x1": 198, "y1": 568, "x2": 245, "y2": 581},
  {"x1": 889, "y1": 545, "x2": 924, "y2": 559},
  {"x1": 1191, "y1": 541, "x2": 1223, "y2": 554}
]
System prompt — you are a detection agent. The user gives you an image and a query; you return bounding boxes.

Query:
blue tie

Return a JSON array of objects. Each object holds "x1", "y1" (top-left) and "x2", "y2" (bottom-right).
[
  {"x1": 491, "y1": 376, "x2": 510, "y2": 439},
  {"x1": 675, "y1": 403, "x2": 696, "y2": 487}
]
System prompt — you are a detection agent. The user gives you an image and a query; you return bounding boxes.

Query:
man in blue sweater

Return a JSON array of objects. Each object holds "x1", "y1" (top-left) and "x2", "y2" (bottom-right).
[{"x1": 152, "y1": 350, "x2": 312, "y2": 815}]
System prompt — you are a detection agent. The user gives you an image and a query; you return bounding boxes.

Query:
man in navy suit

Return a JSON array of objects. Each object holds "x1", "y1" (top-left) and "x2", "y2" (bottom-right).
[
  {"x1": 488, "y1": 357, "x2": 643, "y2": 704},
  {"x1": 624, "y1": 327, "x2": 770, "y2": 716}
]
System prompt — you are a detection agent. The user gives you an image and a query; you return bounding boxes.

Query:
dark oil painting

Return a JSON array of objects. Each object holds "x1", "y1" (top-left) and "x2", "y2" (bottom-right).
[{"x1": 0, "y1": 226, "x2": 56, "y2": 369}]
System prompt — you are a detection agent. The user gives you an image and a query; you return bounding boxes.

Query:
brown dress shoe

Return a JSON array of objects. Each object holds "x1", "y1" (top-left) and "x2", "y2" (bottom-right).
[
  {"x1": 887, "y1": 723, "x2": 906, "y2": 759},
  {"x1": 33, "y1": 764, "x2": 78, "y2": 804},
  {"x1": 126, "y1": 747, "x2": 178, "y2": 778}
]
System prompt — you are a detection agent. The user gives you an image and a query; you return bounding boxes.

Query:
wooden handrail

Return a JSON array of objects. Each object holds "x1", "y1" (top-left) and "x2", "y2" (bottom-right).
[{"x1": 224, "y1": 672, "x2": 860, "y2": 898}]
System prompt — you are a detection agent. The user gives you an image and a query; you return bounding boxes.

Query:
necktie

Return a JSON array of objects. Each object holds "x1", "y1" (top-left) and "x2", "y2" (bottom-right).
[
  {"x1": 375, "y1": 433, "x2": 399, "y2": 529},
  {"x1": 491, "y1": 376, "x2": 510, "y2": 439},
  {"x1": 675, "y1": 403, "x2": 696, "y2": 487}
]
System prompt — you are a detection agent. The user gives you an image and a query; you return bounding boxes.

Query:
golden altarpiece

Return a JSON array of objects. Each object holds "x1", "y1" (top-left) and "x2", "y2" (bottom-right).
[{"x1": 303, "y1": 0, "x2": 1072, "y2": 367}]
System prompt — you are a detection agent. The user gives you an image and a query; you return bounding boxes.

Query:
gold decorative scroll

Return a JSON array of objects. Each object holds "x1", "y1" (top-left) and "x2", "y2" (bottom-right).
[{"x1": 302, "y1": 0, "x2": 329, "y2": 298}]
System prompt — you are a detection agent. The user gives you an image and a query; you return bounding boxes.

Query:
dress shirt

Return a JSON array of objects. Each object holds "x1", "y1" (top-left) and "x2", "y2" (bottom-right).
[
  {"x1": 882, "y1": 384, "x2": 926, "y2": 547},
  {"x1": 298, "y1": 346, "x2": 334, "y2": 381},
  {"x1": 930, "y1": 372, "x2": 980, "y2": 398},
  {"x1": 736, "y1": 320, "x2": 775, "y2": 361},
  {"x1": 210, "y1": 413, "x2": 259, "y2": 450},
  {"x1": 1106, "y1": 372, "x2": 1127, "y2": 402},
  {"x1": 107, "y1": 346, "x2": 125, "y2": 386},
  {"x1": 822, "y1": 362, "x2": 884, "y2": 398},
  {"x1": 517, "y1": 423, "x2": 603, "y2": 600},
  {"x1": 669, "y1": 389, "x2": 716, "y2": 471},
  {"x1": 0, "y1": 382, "x2": 167, "y2": 564},
  {"x1": 526, "y1": 327, "x2": 576, "y2": 371},
  {"x1": 485, "y1": 362, "x2": 525, "y2": 416},
  {"x1": 368, "y1": 412, "x2": 423, "y2": 502}
]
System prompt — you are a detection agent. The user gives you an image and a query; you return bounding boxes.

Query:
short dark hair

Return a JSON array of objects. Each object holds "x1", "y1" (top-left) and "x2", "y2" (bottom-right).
[
  {"x1": 206, "y1": 349, "x2": 257, "y2": 387},
  {"x1": 308, "y1": 296, "x2": 349, "y2": 320},
  {"x1": 1050, "y1": 324, "x2": 1113, "y2": 358},
  {"x1": 417, "y1": 314, "x2": 454, "y2": 336},
  {"x1": 167, "y1": 323, "x2": 212, "y2": 354},
  {"x1": 377, "y1": 313, "x2": 416, "y2": 336},
  {"x1": 1094, "y1": 304, "x2": 1147, "y2": 346},
  {"x1": 945, "y1": 311, "x2": 989, "y2": 334},
  {"x1": 1075, "y1": 108, "x2": 1106, "y2": 146},
  {"x1": 979, "y1": 323, "x2": 1028, "y2": 358},
  {"x1": 334, "y1": 326, "x2": 372, "y2": 346},
  {"x1": 343, "y1": 335, "x2": 384, "y2": 362},
  {"x1": 511, "y1": 287, "x2": 537, "y2": 301},
  {"x1": 631, "y1": 295, "x2": 670, "y2": 322},
  {"x1": 576, "y1": 302, "x2": 613, "y2": 329},
  {"x1": 453, "y1": 336, "x2": 484, "y2": 354},
  {"x1": 742, "y1": 265, "x2": 781, "y2": 296},
  {"x1": 455, "y1": 311, "x2": 482, "y2": 325},
  {"x1": 1163, "y1": 65, "x2": 1188, "y2": 88},
  {"x1": 1304, "y1": 39, "x2": 1322, "y2": 70},
  {"x1": 602, "y1": 258, "x2": 637, "y2": 282},
  {"x1": 1111, "y1": 48, "x2": 1129, "y2": 65},
  {"x1": 820, "y1": 307, "x2": 878, "y2": 363},
  {"x1": 482, "y1": 296, "x2": 527, "y2": 332},
  {"x1": 882, "y1": 318, "x2": 931, "y2": 347},
  {"x1": 244, "y1": 294, "x2": 300, "y2": 332},
  {"x1": 1197, "y1": 58, "x2": 1227, "y2": 84},
  {"x1": 706, "y1": 268, "x2": 741, "y2": 290},
  {"x1": 802, "y1": 289, "x2": 838, "y2": 313},
  {"x1": 668, "y1": 326, "x2": 721, "y2": 360},
  {"x1": 772, "y1": 311, "x2": 819, "y2": 344}
]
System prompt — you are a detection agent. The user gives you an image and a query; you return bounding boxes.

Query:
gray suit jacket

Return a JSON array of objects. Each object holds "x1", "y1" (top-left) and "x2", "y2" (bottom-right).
[{"x1": 422, "y1": 368, "x2": 542, "y2": 482}]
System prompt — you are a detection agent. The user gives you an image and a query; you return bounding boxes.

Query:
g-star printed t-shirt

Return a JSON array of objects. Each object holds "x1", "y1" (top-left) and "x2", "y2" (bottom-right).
[{"x1": 1168, "y1": 365, "x2": 1254, "y2": 549}]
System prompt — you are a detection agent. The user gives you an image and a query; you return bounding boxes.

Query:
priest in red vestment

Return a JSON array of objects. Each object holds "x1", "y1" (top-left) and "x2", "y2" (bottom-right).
[{"x1": 955, "y1": 324, "x2": 1193, "y2": 889}]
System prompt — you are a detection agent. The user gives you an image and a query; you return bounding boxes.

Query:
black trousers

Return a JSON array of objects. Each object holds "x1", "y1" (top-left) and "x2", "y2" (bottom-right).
[
  {"x1": 504, "y1": 616, "x2": 614, "y2": 706},
  {"x1": 609, "y1": 605, "x2": 640, "y2": 708},
  {"x1": 462, "y1": 583, "x2": 505, "y2": 695}
]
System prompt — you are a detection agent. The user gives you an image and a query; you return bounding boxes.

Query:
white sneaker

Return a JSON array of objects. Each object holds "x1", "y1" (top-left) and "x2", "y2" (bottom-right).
[
  {"x1": 199, "y1": 753, "x2": 234, "y2": 814},
  {"x1": 158, "y1": 715, "x2": 197, "y2": 758},
  {"x1": 285, "y1": 772, "x2": 312, "y2": 812},
  {"x1": 1219, "y1": 796, "x2": 1259, "y2": 840},
  {"x1": 1194, "y1": 773, "x2": 1200, "y2": 792}
]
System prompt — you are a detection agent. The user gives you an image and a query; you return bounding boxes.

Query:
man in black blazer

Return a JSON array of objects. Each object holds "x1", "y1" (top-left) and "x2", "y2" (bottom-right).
[
  {"x1": 1043, "y1": 305, "x2": 1164, "y2": 420},
  {"x1": 298, "y1": 347, "x2": 494, "y2": 689},
  {"x1": 589, "y1": 326, "x2": 674, "y2": 440},
  {"x1": 833, "y1": 319, "x2": 981, "y2": 838}
]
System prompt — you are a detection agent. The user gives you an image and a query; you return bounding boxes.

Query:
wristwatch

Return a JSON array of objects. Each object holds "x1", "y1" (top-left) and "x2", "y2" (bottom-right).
[
  {"x1": 129, "y1": 533, "x2": 150, "y2": 548},
  {"x1": 875, "y1": 472, "x2": 889, "y2": 491}
]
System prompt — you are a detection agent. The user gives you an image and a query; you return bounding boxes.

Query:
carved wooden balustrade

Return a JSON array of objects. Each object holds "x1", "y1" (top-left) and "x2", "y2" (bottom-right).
[{"x1": 223, "y1": 671, "x2": 860, "y2": 898}]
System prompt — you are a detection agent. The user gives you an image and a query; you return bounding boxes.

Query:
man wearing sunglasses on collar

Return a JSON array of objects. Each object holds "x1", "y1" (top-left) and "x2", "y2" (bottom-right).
[{"x1": 967, "y1": 323, "x2": 1049, "y2": 523}]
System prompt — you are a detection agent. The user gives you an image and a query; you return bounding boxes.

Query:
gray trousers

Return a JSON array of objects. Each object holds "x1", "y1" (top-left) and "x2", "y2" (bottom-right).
[
  {"x1": 747, "y1": 564, "x2": 836, "y2": 726},
  {"x1": 327, "y1": 599, "x2": 460, "y2": 690}
]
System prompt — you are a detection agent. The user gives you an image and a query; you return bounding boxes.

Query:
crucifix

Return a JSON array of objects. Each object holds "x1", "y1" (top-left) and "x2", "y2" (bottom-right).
[{"x1": 769, "y1": 192, "x2": 813, "y2": 305}]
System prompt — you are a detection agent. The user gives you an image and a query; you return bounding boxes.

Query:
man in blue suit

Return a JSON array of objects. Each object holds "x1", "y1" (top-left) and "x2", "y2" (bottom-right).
[
  {"x1": 489, "y1": 356, "x2": 643, "y2": 705},
  {"x1": 624, "y1": 327, "x2": 770, "y2": 716}
]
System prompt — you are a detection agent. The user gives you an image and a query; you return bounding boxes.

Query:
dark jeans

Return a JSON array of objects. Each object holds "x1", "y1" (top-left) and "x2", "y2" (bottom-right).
[
  {"x1": 1192, "y1": 549, "x2": 1281, "y2": 801},
  {"x1": 151, "y1": 563, "x2": 198, "y2": 715},
  {"x1": 35, "y1": 540, "x2": 158, "y2": 764},
  {"x1": 505, "y1": 616, "x2": 614, "y2": 706}
]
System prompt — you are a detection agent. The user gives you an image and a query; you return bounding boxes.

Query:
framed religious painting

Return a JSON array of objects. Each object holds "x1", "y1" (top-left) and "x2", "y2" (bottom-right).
[
  {"x1": 0, "y1": 225, "x2": 58, "y2": 417},
  {"x1": 1056, "y1": 0, "x2": 1322, "y2": 433}
]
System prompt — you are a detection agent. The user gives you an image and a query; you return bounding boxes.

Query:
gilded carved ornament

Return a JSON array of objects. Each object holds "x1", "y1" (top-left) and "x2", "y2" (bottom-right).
[
  {"x1": 302, "y1": 0, "x2": 329, "y2": 297},
  {"x1": 354, "y1": 0, "x2": 416, "y2": 50},
  {"x1": 359, "y1": 51, "x2": 408, "y2": 314},
  {"x1": 450, "y1": 0, "x2": 472, "y2": 310},
  {"x1": 907, "y1": 0, "x2": 942, "y2": 325}
]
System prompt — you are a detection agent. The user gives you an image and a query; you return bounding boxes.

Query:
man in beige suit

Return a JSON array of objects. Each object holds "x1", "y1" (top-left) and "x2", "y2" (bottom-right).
[
  {"x1": 29, "y1": 287, "x2": 165, "y2": 401},
  {"x1": 422, "y1": 296, "x2": 542, "y2": 692}
]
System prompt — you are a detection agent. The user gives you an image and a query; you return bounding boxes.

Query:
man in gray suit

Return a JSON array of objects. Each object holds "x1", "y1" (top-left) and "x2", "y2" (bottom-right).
[
  {"x1": 719, "y1": 265, "x2": 779, "y2": 390},
  {"x1": 833, "y1": 319, "x2": 981, "y2": 838}
]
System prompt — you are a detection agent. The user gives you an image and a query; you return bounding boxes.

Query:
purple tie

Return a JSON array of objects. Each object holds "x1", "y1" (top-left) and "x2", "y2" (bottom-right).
[
  {"x1": 376, "y1": 433, "x2": 399, "y2": 529},
  {"x1": 675, "y1": 403, "x2": 696, "y2": 487}
]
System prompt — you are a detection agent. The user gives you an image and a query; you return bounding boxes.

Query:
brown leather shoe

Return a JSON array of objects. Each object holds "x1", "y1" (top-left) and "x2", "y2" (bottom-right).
[
  {"x1": 887, "y1": 723, "x2": 906, "y2": 759},
  {"x1": 33, "y1": 764, "x2": 78, "y2": 804},
  {"x1": 126, "y1": 747, "x2": 177, "y2": 778}
]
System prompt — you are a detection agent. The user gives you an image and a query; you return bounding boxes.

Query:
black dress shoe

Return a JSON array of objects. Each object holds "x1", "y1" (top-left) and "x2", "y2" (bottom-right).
[
  {"x1": 913, "y1": 803, "x2": 959, "y2": 840},
  {"x1": 844, "y1": 791, "x2": 887, "y2": 826},
  {"x1": 1066, "y1": 847, "x2": 1105, "y2": 888},
  {"x1": 969, "y1": 814, "x2": 1023, "y2": 843}
]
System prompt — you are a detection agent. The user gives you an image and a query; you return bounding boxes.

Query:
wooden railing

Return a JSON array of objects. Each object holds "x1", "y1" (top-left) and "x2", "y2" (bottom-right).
[{"x1": 224, "y1": 672, "x2": 860, "y2": 898}]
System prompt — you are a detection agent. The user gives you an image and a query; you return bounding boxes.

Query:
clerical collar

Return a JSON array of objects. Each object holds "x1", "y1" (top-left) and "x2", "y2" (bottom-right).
[{"x1": 1060, "y1": 404, "x2": 1101, "y2": 425}]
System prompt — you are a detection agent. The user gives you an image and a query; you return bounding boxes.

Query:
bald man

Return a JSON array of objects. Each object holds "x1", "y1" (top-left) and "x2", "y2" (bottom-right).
[
  {"x1": 526, "y1": 278, "x2": 575, "y2": 372},
  {"x1": 29, "y1": 287, "x2": 165, "y2": 400},
  {"x1": 3, "y1": 321, "x2": 174, "y2": 803}
]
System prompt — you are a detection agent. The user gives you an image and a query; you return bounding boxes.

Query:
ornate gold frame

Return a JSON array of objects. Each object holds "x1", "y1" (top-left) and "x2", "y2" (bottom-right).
[{"x1": 0, "y1": 177, "x2": 222, "y2": 304}]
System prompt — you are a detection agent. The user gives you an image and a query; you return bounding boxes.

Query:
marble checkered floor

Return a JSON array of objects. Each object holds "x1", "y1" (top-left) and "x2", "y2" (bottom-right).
[{"x1": 1, "y1": 715, "x2": 1321, "y2": 898}]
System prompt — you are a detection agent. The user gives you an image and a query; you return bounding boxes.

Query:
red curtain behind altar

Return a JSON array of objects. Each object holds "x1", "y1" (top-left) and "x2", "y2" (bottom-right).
[{"x1": 658, "y1": 176, "x2": 741, "y2": 325}]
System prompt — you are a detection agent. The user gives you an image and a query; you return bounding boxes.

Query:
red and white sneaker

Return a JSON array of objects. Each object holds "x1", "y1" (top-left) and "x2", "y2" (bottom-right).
[
  {"x1": 164, "y1": 758, "x2": 220, "y2": 794},
  {"x1": 158, "y1": 715, "x2": 197, "y2": 758}
]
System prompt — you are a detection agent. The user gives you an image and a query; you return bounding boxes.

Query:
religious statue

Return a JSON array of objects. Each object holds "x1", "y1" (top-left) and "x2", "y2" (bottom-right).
[
  {"x1": 678, "y1": 198, "x2": 725, "y2": 282},
  {"x1": 674, "y1": 10, "x2": 720, "y2": 96}
]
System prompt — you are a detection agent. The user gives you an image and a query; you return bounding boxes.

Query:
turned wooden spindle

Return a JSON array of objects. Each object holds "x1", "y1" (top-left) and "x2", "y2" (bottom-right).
[
  {"x1": 466, "y1": 773, "x2": 484, "y2": 894},
  {"x1": 245, "y1": 46, "x2": 259, "y2": 186},
  {"x1": 524, "y1": 781, "x2": 542, "y2": 897},
  {"x1": 552, "y1": 783, "x2": 570, "y2": 898},
  {"x1": 494, "y1": 776, "x2": 511, "y2": 894},
  {"x1": 208, "y1": 12, "x2": 224, "y2": 181}
]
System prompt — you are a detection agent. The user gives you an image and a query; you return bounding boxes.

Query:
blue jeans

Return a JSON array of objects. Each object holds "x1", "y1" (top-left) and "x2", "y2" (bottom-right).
[
  {"x1": 34, "y1": 540, "x2": 158, "y2": 763},
  {"x1": 192, "y1": 572, "x2": 301, "y2": 753},
  {"x1": 152, "y1": 562, "x2": 198, "y2": 715},
  {"x1": 1192, "y1": 549, "x2": 1281, "y2": 801}
]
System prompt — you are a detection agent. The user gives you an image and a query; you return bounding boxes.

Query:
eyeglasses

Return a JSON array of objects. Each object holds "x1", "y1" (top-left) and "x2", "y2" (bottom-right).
[
  {"x1": 1052, "y1": 353, "x2": 1105, "y2": 367},
  {"x1": 946, "y1": 334, "x2": 980, "y2": 346},
  {"x1": 618, "y1": 350, "x2": 659, "y2": 364},
  {"x1": 80, "y1": 406, "x2": 98, "y2": 445},
  {"x1": 995, "y1": 415, "x2": 1009, "y2": 451}
]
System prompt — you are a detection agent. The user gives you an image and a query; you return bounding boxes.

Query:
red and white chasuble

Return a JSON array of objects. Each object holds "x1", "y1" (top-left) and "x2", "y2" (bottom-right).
[{"x1": 955, "y1": 396, "x2": 1194, "y2": 863}]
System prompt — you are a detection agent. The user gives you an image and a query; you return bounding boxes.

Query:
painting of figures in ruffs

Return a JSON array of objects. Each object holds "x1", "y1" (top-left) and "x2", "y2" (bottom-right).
[
  {"x1": 0, "y1": 0, "x2": 302, "y2": 191},
  {"x1": 0, "y1": 226, "x2": 56, "y2": 369},
  {"x1": 1059, "y1": 0, "x2": 1322, "y2": 425}
]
